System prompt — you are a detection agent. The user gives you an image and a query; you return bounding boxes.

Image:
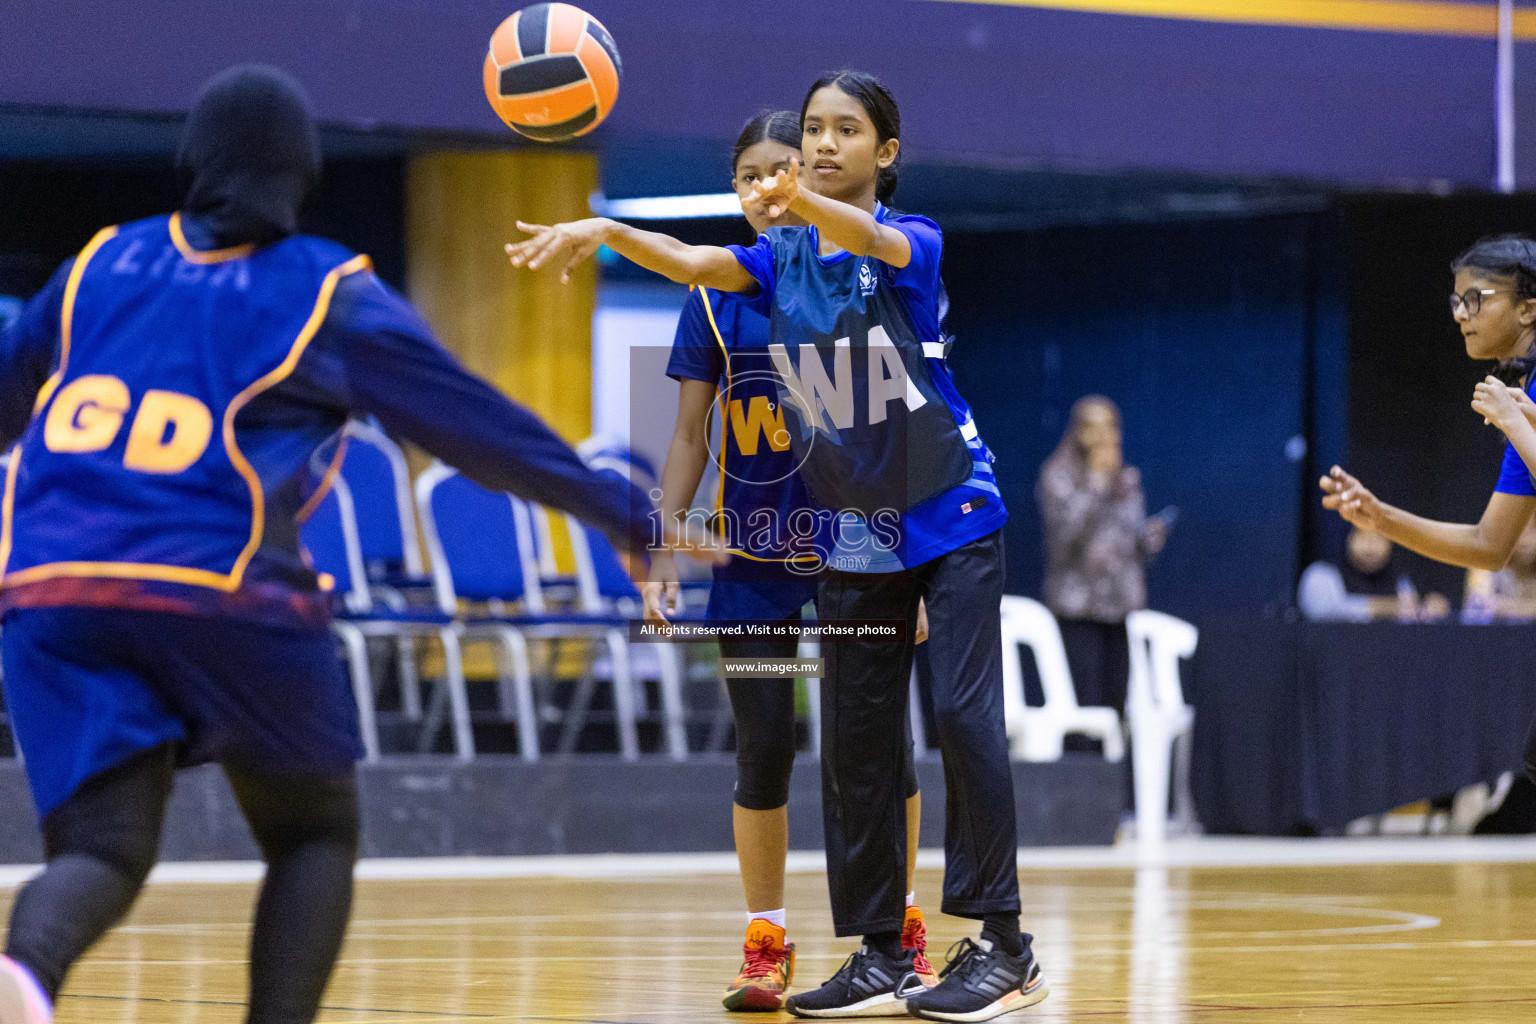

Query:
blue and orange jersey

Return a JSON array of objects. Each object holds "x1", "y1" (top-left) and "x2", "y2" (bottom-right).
[
  {"x1": 728, "y1": 203, "x2": 1007, "y2": 572},
  {"x1": 666, "y1": 286, "x2": 823, "y2": 621},
  {"x1": 0, "y1": 213, "x2": 651, "y2": 627}
]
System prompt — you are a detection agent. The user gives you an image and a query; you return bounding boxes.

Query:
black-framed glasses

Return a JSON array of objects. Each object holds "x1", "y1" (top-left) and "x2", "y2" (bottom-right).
[{"x1": 1450, "y1": 287, "x2": 1513, "y2": 316}]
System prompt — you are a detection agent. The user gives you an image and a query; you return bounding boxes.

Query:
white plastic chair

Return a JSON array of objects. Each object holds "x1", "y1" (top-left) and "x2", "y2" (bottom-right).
[
  {"x1": 1125, "y1": 609, "x2": 1200, "y2": 849},
  {"x1": 999, "y1": 596, "x2": 1125, "y2": 762}
]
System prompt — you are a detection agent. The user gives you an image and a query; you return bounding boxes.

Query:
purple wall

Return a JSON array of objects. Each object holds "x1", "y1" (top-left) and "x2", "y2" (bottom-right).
[{"x1": 0, "y1": 0, "x2": 1529, "y2": 187}]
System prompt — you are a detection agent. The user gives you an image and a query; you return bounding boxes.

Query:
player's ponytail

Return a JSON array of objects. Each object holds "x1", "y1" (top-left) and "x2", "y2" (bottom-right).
[
  {"x1": 801, "y1": 70, "x2": 901, "y2": 204},
  {"x1": 731, "y1": 110, "x2": 802, "y2": 175}
]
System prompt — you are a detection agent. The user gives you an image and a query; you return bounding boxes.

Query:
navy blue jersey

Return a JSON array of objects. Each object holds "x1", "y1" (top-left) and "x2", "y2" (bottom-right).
[
  {"x1": 1494, "y1": 375, "x2": 1536, "y2": 497},
  {"x1": 0, "y1": 213, "x2": 651, "y2": 627},
  {"x1": 729, "y1": 204, "x2": 1007, "y2": 571},
  {"x1": 667, "y1": 286, "x2": 821, "y2": 621},
  {"x1": 1495, "y1": 440, "x2": 1536, "y2": 496}
]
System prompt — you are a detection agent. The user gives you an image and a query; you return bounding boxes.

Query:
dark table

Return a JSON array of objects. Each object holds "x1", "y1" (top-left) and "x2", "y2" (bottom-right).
[{"x1": 1187, "y1": 619, "x2": 1536, "y2": 835}]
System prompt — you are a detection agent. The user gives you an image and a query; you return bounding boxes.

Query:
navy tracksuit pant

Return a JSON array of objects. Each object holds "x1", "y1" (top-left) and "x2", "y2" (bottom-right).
[{"x1": 816, "y1": 529, "x2": 1021, "y2": 937}]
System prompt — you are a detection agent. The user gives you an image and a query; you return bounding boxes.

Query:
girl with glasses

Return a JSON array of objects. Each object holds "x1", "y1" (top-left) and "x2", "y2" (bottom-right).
[{"x1": 1321, "y1": 235, "x2": 1536, "y2": 790}]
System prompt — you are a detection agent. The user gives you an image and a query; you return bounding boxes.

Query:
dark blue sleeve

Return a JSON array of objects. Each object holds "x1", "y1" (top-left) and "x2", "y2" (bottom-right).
[
  {"x1": 1495, "y1": 440, "x2": 1536, "y2": 496},
  {"x1": 884, "y1": 214, "x2": 943, "y2": 298},
  {"x1": 879, "y1": 215, "x2": 945, "y2": 349},
  {"x1": 665, "y1": 288, "x2": 726, "y2": 384},
  {"x1": 298, "y1": 271, "x2": 653, "y2": 551},
  {"x1": 727, "y1": 234, "x2": 775, "y2": 317},
  {"x1": 0, "y1": 259, "x2": 71, "y2": 450}
]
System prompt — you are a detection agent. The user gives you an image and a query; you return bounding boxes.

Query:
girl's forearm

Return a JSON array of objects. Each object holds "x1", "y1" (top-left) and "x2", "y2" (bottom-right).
[
  {"x1": 1377, "y1": 504, "x2": 1507, "y2": 571},
  {"x1": 603, "y1": 222, "x2": 753, "y2": 291},
  {"x1": 787, "y1": 189, "x2": 886, "y2": 258}
]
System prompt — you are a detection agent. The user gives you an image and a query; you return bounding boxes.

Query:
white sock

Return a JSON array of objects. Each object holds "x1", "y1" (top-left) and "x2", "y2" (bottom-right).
[
  {"x1": 750, "y1": 908, "x2": 787, "y2": 929},
  {"x1": 906, "y1": 891, "x2": 916, "y2": 907}
]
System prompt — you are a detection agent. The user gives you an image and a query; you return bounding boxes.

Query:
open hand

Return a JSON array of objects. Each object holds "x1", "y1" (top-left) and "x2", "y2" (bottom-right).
[
  {"x1": 642, "y1": 549, "x2": 679, "y2": 625},
  {"x1": 1472, "y1": 375, "x2": 1524, "y2": 433},
  {"x1": 915, "y1": 598, "x2": 929, "y2": 645},
  {"x1": 750, "y1": 158, "x2": 802, "y2": 219},
  {"x1": 504, "y1": 218, "x2": 614, "y2": 284},
  {"x1": 1320, "y1": 465, "x2": 1384, "y2": 531}
]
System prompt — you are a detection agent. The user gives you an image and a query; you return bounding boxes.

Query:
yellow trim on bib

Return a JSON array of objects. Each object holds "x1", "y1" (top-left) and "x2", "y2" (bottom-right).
[
  {"x1": 169, "y1": 211, "x2": 258, "y2": 265},
  {"x1": 697, "y1": 286, "x2": 735, "y2": 525},
  {"x1": 224, "y1": 254, "x2": 373, "y2": 588},
  {"x1": 1, "y1": 248, "x2": 374, "y2": 592}
]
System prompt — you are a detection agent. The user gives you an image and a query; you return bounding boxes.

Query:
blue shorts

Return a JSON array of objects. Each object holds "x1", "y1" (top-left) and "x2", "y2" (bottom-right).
[
  {"x1": 1, "y1": 606, "x2": 362, "y2": 818},
  {"x1": 706, "y1": 565, "x2": 821, "y2": 623}
]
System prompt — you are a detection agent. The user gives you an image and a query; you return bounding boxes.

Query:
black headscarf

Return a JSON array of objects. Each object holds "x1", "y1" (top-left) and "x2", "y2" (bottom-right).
[{"x1": 177, "y1": 65, "x2": 321, "y2": 248}]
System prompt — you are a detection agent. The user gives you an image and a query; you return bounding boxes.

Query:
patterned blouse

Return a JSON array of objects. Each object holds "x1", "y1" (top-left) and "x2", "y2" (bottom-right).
[{"x1": 1037, "y1": 459, "x2": 1152, "y2": 623}]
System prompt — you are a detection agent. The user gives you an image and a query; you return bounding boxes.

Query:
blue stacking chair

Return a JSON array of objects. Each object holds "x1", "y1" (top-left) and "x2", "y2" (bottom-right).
[
  {"x1": 340, "y1": 420, "x2": 427, "y2": 586},
  {"x1": 338, "y1": 420, "x2": 431, "y2": 720},
  {"x1": 576, "y1": 436, "x2": 712, "y2": 614},
  {"x1": 301, "y1": 475, "x2": 475, "y2": 760},
  {"x1": 564, "y1": 513, "x2": 688, "y2": 759},
  {"x1": 415, "y1": 462, "x2": 636, "y2": 760},
  {"x1": 578, "y1": 435, "x2": 659, "y2": 493}
]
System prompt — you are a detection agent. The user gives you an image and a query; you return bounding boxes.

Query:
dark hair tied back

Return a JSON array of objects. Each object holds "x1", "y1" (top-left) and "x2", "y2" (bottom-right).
[
  {"x1": 732, "y1": 110, "x2": 801, "y2": 175},
  {"x1": 800, "y1": 70, "x2": 901, "y2": 203},
  {"x1": 1452, "y1": 235, "x2": 1536, "y2": 383}
]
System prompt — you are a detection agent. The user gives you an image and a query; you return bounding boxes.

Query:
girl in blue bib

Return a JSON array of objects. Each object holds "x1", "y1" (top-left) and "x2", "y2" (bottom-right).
[
  {"x1": 645, "y1": 110, "x2": 928, "y2": 1011},
  {"x1": 508, "y1": 71, "x2": 1043, "y2": 1023}
]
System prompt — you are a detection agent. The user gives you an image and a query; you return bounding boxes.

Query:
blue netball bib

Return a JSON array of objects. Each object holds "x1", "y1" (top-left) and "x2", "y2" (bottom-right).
[
  {"x1": 732, "y1": 213, "x2": 973, "y2": 521},
  {"x1": 1, "y1": 214, "x2": 370, "y2": 592}
]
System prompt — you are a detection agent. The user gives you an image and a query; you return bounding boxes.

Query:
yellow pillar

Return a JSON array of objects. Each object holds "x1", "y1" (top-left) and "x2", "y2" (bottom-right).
[{"x1": 405, "y1": 149, "x2": 597, "y2": 441}]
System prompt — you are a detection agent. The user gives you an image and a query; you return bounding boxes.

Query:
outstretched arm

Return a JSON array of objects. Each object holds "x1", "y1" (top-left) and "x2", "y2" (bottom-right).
[
  {"x1": 751, "y1": 159, "x2": 913, "y2": 267},
  {"x1": 1320, "y1": 465, "x2": 1536, "y2": 571},
  {"x1": 303, "y1": 272, "x2": 656, "y2": 552},
  {"x1": 505, "y1": 217, "x2": 756, "y2": 291}
]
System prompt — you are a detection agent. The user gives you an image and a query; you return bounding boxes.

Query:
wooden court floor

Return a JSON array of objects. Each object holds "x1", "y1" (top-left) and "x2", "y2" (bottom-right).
[{"x1": 5, "y1": 859, "x2": 1536, "y2": 1023}]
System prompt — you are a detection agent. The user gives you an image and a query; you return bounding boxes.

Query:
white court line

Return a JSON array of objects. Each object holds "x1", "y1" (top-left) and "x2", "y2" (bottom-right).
[
  {"x1": 0, "y1": 836, "x2": 1531, "y2": 888},
  {"x1": 70, "y1": 938, "x2": 1536, "y2": 969},
  {"x1": 1026, "y1": 835, "x2": 1536, "y2": 869}
]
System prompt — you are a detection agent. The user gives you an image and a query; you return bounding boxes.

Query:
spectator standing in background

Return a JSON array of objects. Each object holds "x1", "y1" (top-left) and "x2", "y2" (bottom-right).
[
  {"x1": 1299, "y1": 527, "x2": 1451, "y2": 622},
  {"x1": 1038, "y1": 396, "x2": 1170, "y2": 715}
]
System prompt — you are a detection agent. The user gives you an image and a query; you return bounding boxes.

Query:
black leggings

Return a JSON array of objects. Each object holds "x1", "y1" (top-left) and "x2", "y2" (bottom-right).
[
  {"x1": 723, "y1": 624, "x2": 918, "y2": 812},
  {"x1": 4, "y1": 744, "x2": 359, "y2": 1024}
]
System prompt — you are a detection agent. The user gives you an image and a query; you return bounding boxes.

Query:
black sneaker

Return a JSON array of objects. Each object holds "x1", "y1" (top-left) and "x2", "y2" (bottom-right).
[
  {"x1": 906, "y1": 935, "x2": 1048, "y2": 1022},
  {"x1": 784, "y1": 945, "x2": 925, "y2": 1018}
]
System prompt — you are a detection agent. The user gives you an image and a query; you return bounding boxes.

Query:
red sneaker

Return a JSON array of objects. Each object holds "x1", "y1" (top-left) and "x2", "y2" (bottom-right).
[
  {"x1": 903, "y1": 904, "x2": 939, "y2": 987},
  {"x1": 723, "y1": 918, "x2": 797, "y2": 1012}
]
